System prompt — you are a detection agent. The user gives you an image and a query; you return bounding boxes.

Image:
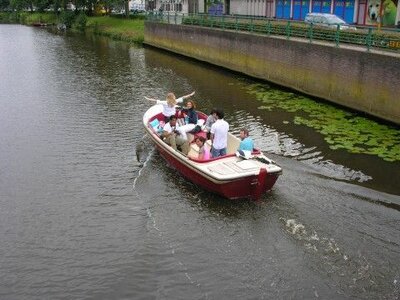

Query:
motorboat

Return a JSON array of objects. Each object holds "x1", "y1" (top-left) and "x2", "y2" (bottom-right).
[{"x1": 143, "y1": 104, "x2": 282, "y2": 200}]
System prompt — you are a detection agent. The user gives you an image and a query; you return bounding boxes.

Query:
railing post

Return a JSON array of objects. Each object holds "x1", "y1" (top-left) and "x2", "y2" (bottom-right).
[
  {"x1": 286, "y1": 21, "x2": 291, "y2": 39},
  {"x1": 308, "y1": 23, "x2": 313, "y2": 43},
  {"x1": 248, "y1": 17, "x2": 254, "y2": 32},
  {"x1": 335, "y1": 24, "x2": 340, "y2": 47},
  {"x1": 167, "y1": 11, "x2": 170, "y2": 24},
  {"x1": 366, "y1": 27, "x2": 372, "y2": 52},
  {"x1": 222, "y1": 15, "x2": 225, "y2": 29},
  {"x1": 174, "y1": 11, "x2": 177, "y2": 24},
  {"x1": 235, "y1": 16, "x2": 238, "y2": 31}
]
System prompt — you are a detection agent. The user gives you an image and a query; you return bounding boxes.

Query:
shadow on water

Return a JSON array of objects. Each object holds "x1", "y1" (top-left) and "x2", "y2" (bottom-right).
[{"x1": 135, "y1": 151, "x2": 273, "y2": 216}]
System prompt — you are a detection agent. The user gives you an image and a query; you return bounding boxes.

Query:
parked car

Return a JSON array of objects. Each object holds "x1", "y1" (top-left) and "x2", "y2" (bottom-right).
[
  {"x1": 304, "y1": 13, "x2": 357, "y2": 30},
  {"x1": 130, "y1": 3, "x2": 146, "y2": 14}
]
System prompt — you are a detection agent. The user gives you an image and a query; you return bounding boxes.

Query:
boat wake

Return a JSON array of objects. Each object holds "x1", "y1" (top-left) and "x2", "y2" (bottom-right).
[
  {"x1": 279, "y1": 217, "x2": 391, "y2": 296},
  {"x1": 132, "y1": 136, "x2": 155, "y2": 191},
  {"x1": 132, "y1": 152, "x2": 205, "y2": 293}
]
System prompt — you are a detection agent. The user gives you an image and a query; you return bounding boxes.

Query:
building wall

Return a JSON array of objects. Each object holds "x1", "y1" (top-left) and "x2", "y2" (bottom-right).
[
  {"x1": 230, "y1": 0, "x2": 249, "y2": 15},
  {"x1": 150, "y1": 0, "x2": 400, "y2": 27},
  {"x1": 144, "y1": 22, "x2": 400, "y2": 124},
  {"x1": 201, "y1": 0, "x2": 400, "y2": 25}
]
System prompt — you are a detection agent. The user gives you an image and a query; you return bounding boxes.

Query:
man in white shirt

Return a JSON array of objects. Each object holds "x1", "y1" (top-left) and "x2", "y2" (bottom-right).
[
  {"x1": 210, "y1": 109, "x2": 229, "y2": 158},
  {"x1": 162, "y1": 115, "x2": 189, "y2": 155}
]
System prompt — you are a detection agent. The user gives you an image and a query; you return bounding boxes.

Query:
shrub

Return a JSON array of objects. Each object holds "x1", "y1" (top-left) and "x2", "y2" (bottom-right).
[
  {"x1": 74, "y1": 11, "x2": 87, "y2": 31},
  {"x1": 59, "y1": 10, "x2": 75, "y2": 28}
]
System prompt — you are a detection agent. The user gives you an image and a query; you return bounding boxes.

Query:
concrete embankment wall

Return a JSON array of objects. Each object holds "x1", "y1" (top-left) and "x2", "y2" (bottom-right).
[{"x1": 144, "y1": 22, "x2": 400, "y2": 125}]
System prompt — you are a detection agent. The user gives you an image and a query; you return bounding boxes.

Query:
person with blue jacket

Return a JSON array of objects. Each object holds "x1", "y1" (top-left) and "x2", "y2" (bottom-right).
[{"x1": 181, "y1": 100, "x2": 198, "y2": 124}]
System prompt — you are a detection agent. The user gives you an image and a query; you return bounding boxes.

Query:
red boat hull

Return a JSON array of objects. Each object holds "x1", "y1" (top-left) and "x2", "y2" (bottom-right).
[{"x1": 155, "y1": 142, "x2": 278, "y2": 200}]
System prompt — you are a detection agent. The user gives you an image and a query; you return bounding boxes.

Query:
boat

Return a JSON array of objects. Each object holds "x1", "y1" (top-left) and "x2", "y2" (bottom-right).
[
  {"x1": 143, "y1": 104, "x2": 282, "y2": 200},
  {"x1": 32, "y1": 22, "x2": 49, "y2": 27}
]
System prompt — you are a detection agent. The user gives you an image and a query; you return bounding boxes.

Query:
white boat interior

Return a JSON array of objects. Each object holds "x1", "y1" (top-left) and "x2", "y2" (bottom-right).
[{"x1": 143, "y1": 104, "x2": 282, "y2": 181}]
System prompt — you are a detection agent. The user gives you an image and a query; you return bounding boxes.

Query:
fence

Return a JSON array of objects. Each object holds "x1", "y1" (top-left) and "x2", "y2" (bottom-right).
[{"x1": 146, "y1": 12, "x2": 400, "y2": 53}]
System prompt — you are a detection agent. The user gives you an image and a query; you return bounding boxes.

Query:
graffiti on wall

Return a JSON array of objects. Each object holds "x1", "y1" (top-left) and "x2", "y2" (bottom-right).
[{"x1": 366, "y1": 0, "x2": 398, "y2": 26}]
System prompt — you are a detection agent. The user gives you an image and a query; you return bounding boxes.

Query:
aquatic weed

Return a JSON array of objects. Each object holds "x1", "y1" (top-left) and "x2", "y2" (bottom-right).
[{"x1": 248, "y1": 84, "x2": 400, "y2": 162}]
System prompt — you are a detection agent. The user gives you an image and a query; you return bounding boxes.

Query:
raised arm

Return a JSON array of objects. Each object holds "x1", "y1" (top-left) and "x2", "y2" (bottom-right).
[
  {"x1": 144, "y1": 96, "x2": 159, "y2": 102},
  {"x1": 180, "y1": 91, "x2": 195, "y2": 100}
]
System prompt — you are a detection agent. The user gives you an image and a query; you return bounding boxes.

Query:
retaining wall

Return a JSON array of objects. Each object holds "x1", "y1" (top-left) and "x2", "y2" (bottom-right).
[{"x1": 144, "y1": 22, "x2": 400, "y2": 124}]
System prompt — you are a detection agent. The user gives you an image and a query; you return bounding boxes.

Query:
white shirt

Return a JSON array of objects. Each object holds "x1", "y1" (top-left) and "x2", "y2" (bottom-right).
[
  {"x1": 210, "y1": 119, "x2": 229, "y2": 149},
  {"x1": 163, "y1": 121, "x2": 179, "y2": 133},
  {"x1": 157, "y1": 97, "x2": 184, "y2": 117}
]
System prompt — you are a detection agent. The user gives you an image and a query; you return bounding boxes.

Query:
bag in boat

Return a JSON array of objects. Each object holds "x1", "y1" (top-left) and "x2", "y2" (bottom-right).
[
  {"x1": 236, "y1": 150, "x2": 252, "y2": 159},
  {"x1": 189, "y1": 125, "x2": 202, "y2": 134}
]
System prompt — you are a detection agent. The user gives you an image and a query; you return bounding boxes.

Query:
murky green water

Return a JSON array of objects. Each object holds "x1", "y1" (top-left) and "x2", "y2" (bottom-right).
[{"x1": 0, "y1": 25, "x2": 399, "y2": 300}]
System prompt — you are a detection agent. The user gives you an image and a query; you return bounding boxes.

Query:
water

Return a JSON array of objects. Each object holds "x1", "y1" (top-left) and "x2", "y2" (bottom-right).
[{"x1": 0, "y1": 24, "x2": 399, "y2": 299}]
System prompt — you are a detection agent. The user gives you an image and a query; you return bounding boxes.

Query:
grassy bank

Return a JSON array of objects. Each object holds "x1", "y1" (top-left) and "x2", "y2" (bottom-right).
[
  {"x1": 0, "y1": 11, "x2": 58, "y2": 24},
  {"x1": 86, "y1": 16, "x2": 145, "y2": 44},
  {"x1": 0, "y1": 12, "x2": 145, "y2": 45}
]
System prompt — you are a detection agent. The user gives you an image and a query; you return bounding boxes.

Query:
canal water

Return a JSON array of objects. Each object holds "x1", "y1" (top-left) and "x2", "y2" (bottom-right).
[{"x1": 0, "y1": 24, "x2": 399, "y2": 299}]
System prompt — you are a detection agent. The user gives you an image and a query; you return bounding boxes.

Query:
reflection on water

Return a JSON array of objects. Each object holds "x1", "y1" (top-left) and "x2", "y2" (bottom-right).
[{"x1": 0, "y1": 25, "x2": 399, "y2": 300}]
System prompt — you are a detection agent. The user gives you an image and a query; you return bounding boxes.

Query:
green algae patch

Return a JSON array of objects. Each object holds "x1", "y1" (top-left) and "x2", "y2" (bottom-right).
[{"x1": 247, "y1": 84, "x2": 400, "y2": 162}]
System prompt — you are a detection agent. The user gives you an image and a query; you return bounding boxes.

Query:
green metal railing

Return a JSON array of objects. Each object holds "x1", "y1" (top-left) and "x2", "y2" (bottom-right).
[{"x1": 146, "y1": 12, "x2": 400, "y2": 53}]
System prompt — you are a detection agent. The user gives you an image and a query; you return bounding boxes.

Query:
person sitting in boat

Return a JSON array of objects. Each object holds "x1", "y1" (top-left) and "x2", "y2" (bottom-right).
[
  {"x1": 176, "y1": 100, "x2": 203, "y2": 138},
  {"x1": 238, "y1": 128, "x2": 254, "y2": 152},
  {"x1": 204, "y1": 108, "x2": 217, "y2": 139},
  {"x1": 210, "y1": 109, "x2": 229, "y2": 158},
  {"x1": 145, "y1": 91, "x2": 195, "y2": 123},
  {"x1": 188, "y1": 136, "x2": 207, "y2": 160},
  {"x1": 180, "y1": 100, "x2": 198, "y2": 124},
  {"x1": 162, "y1": 115, "x2": 189, "y2": 155}
]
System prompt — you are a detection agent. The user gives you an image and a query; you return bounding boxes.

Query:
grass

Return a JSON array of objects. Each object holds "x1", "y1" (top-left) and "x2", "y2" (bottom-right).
[
  {"x1": 0, "y1": 12, "x2": 145, "y2": 44},
  {"x1": 20, "y1": 12, "x2": 58, "y2": 24},
  {"x1": 86, "y1": 16, "x2": 145, "y2": 44},
  {"x1": 0, "y1": 11, "x2": 58, "y2": 24}
]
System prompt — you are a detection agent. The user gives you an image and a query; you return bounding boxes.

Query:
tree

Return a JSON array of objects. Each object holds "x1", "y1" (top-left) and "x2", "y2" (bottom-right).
[
  {"x1": 0, "y1": 0, "x2": 11, "y2": 10},
  {"x1": 33, "y1": 0, "x2": 51, "y2": 11},
  {"x1": 10, "y1": 0, "x2": 30, "y2": 11}
]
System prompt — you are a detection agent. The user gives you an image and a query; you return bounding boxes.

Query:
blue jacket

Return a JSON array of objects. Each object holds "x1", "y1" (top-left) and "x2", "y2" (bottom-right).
[{"x1": 183, "y1": 108, "x2": 198, "y2": 124}]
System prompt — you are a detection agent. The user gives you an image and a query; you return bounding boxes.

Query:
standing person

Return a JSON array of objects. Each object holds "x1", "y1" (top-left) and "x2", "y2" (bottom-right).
[
  {"x1": 238, "y1": 128, "x2": 254, "y2": 152},
  {"x1": 162, "y1": 115, "x2": 189, "y2": 155},
  {"x1": 145, "y1": 91, "x2": 195, "y2": 123},
  {"x1": 204, "y1": 108, "x2": 217, "y2": 139},
  {"x1": 210, "y1": 109, "x2": 229, "y2": 158}
]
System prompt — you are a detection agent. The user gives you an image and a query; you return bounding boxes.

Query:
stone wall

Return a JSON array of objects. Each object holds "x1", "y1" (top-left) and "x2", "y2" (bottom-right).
[{"x1": 144, "y1": 22, "x2": 400, "y2": 124}]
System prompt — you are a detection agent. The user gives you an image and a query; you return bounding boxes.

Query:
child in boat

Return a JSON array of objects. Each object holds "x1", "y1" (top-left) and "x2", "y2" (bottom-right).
[
  {"x1": 188, "y1": 136, "x2": 208, "y2": 160},
  {"x1": 145, "y1": 91, "x2": 195, "y2": 123}
]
